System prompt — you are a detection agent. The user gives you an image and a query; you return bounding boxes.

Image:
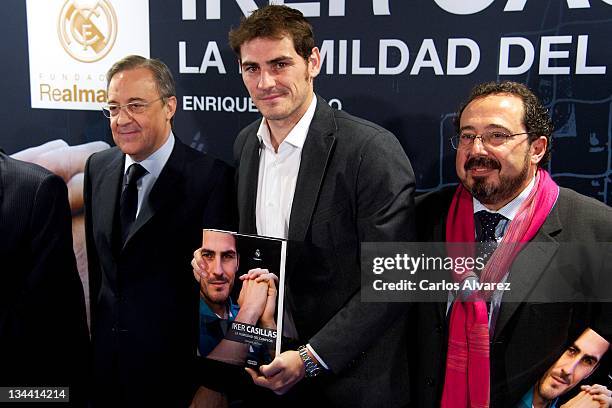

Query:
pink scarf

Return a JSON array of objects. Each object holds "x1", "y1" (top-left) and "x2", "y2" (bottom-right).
[{"x1": 441, "y1": 169, "x2": 559, "y2": 408}]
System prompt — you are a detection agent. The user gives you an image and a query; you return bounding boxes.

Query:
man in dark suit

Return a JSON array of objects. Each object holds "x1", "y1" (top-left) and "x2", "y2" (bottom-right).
[
  {"x1": 412, "y1": 81, "x2": 612, "y2": 407},
  {"x1": 0, "y1": 151, "x2": 89, "y2": 406},
  {"x1": 84, "y1": 55, "x2": 234, "y2": 406},
  {"x1": 193, "y1": 5, "x2": 415, "y2": 407}
]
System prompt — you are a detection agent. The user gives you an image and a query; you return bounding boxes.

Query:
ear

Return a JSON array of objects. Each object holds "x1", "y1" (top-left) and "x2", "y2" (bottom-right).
[
  {"x1": 529, "y1": 135, "x2": 547, "y2": 165},
  {"x1": 164, "y1": 96, "x2": 177, "y2": 121},
  {"x1": 308, "y1": 47, "x2": 322, "y2": 79}
]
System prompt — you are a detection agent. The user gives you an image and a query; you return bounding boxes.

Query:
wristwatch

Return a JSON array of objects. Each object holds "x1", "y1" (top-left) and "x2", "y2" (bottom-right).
[{"x1": 298, "y1": 345, "x2": 322, "y2": 377}]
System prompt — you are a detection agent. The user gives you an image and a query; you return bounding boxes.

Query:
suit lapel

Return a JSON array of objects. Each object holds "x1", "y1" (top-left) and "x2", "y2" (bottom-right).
[
  {"x1": 123, "y1": 139, "x2": 185, "y2": 247},
  {"x1": 288, "y1": 96, "x2": 337, "y2": 243},
  {"x1": 0, "y1": 154, "x2": 5, "y2": 206},
  {"x1": 97, "y1": 151, "x2": 124, "y2": 258},
  {"x1": 493, "y1": 204, "x2": 562, "y2": 340},
  {"x1": 237, "y1": 132, "x2": 261, "y2": 234}
]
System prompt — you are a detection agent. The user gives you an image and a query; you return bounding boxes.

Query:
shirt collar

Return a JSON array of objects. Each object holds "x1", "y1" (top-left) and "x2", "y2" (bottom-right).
[
  {"x1": 124, "y1": 131, "x2": 175, "y2": 178},
  {"x1": 473, "y1": 175, "x2": 536, "y2": 221},
  {"x1": 256, "y1": 93, "x2": 317, "y2": 151},
  {"x1": 199, "y1": 297, "x2": 239, "y2": 321}
]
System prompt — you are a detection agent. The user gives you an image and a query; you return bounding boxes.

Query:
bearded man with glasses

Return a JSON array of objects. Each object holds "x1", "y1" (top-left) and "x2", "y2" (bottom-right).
[
  {"x1": 412, "y1": 81, "x2": 612, "y2": 407},
  {"x1": 85, "y1": 55, "x2": 235, "y2": 407}
]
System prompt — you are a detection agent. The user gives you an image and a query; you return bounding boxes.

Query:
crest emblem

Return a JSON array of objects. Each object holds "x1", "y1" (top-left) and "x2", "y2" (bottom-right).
[{"x1": 57, "y1": 0, "x2": 117, "y2": 63}]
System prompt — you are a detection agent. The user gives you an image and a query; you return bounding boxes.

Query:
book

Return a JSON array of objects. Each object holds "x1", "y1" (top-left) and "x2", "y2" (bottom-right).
[{"x1": 196, "y1": 229, "x2": 292, "y2": 367}]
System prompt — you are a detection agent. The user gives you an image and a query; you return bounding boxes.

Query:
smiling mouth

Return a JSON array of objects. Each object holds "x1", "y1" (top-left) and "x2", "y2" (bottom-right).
[
  {"x1": 550, "y1": 375, "x2": 569, "y2": 386},
  {"x1": 468, "y1": 167, "x2": 495, "y2": 175},
  {"x1": 118, "y1": 128, "x2": 140, "y2": 135},
  {"x1": 258, "y1": 93, "x2": 285, "y2": 101},
  {"x1": 465, "y1": 156, "x2": 500, "y2": 174}
]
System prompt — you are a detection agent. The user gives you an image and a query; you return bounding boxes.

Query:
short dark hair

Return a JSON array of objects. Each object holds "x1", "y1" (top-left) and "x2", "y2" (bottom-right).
[
  {"x1": 228, "y1": 5, "x2": 315, "y2": 61},
  {"x1": 454, "y1": 81, "x2": 553, "y2": 166}
]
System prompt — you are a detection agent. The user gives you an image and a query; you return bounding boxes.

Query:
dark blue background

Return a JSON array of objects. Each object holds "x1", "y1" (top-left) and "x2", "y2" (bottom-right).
[{"x1": 2, "y1": 0, "x2": 611, "y2": 203}]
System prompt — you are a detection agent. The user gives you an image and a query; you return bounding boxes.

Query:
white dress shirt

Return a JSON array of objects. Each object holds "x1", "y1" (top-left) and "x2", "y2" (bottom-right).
[
  {"x1": 255, "y1": 95, "x2": 317, "y2": 239},
  {"x1": 253, "y1": 95, "x2": 329, "y2": 368},
  {"x1": 123, "y1": 132, "x2": 175, "y2": 218}
]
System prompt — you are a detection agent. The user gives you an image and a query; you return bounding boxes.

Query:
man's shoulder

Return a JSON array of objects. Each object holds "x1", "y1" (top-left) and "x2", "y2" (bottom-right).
[
  {"x1": 558, "y1": 186, "x2": 611, "y2": 213},
  {"x1": 182, "y1": 152, "x2": 233, "y2": 187},
  {"x1": 178, "y1": 140, "x2": 232, "y2": 174},
  {"x1": 332, "y1": 108, "x2": 390, "y2": 137},
  {"x1": 1, "y1": 152, "x2": 53, "y2": 180},
  {"x1": 0, "y1": 153, "x2": 68, "y2": 217},
  {"x1": 555, "y1": 186, "x2": 612, "y2": 233},
  {"x1": 0, "y1": 152, "x2": 61, "y2": 191},
  {"x1": 87, "y1": 145, "x2": 122, "y2": 169},
  {"x1": 316, "y1": 99, "x2": 397, "y2": 148}
]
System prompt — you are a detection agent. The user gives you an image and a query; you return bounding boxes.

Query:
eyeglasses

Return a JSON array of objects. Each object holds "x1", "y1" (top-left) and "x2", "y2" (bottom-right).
[
  {"x1": 450, "y1": 131, "x2": 531, "y2": 149},
  {"x1": 101, "y1": 97, "x2": 165, "y2": 118}
]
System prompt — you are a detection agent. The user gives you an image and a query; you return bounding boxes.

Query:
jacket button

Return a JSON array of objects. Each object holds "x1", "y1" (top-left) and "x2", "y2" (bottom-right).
[{"x1": 426, "y1": 377, "x2": 434, "y2": 386}]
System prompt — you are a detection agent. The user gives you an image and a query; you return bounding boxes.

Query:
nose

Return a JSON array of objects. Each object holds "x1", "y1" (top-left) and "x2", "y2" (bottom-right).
[
  {"x1": 258, "y1": 70, "x2": 275, "y2": 90},
  {"x1": 560, "y1": 356, "x2": 581, "y2": 378},
  {"x1": 469, "y1": 136, "x2": 488, "y2": 155},
  {"x1": 211, "y1": 257, "x2": 224, "y2": 277},
  {"x1": 115, "y1": 106, "x2": 133, "y2": 125}
]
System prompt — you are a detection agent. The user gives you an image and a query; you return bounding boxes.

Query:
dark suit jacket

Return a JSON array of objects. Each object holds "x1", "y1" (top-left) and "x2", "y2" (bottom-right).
[
  {"x1": 0, "y1": 152, "x2": 89, "y2": 406},
  {"x1": 234, "y1": 96, "x2": 416, "y2": 407},
  {"x1": 412, "y1": 185, "x2": 612, "y2": 408},
  {"x1": 84, "y1": 138, "x2": 235, "y2": 407}
]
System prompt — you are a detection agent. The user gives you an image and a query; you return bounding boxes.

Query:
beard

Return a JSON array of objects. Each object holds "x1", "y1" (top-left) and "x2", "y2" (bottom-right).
[
  {"x1": 464, "y1": 153, "x2": 531, "y2": 206},
  {"x1": 200, "y1": 278, "x2": 232, "y2": 305},
  {"x1": 536, "y1": 373, "x2": 571, "y2": 403}
]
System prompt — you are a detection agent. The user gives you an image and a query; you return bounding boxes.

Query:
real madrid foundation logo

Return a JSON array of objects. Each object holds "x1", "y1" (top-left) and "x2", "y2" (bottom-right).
[{"x1": 57, "y1": 0, "x2": 117, "y2": 63}]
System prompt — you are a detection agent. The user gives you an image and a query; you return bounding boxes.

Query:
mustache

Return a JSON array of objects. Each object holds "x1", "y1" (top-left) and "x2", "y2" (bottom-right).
[
  {"x1": 465, "y1": 156, "x2": 501, "y2": 171},
  {"x1": 206, "y1": 279, "x2": 229, "y2": 284},
  {"x1": 551, "y1": 372, "x2": 570, "y2": 385}
]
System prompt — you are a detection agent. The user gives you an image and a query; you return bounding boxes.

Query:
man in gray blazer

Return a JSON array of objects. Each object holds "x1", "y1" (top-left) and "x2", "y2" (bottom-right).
[
  {"x1": 193, "y1": 5, "x2": 416, "y2": 407},
  {"x1": 412, "y1": 81, "x2": 612, "y2": 407}
]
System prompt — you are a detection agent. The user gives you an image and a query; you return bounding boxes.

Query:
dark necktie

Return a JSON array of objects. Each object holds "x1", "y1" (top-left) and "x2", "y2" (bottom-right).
[
  {"x1": 475, "y1": 210, "x2": 507, "y2": 263},
  {"x1": 120, "y1": 163, "x2": 147, "y2": 244}
]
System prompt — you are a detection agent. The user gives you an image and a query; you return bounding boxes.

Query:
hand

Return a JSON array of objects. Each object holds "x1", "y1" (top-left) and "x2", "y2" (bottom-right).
[
  {"x1": 562, "y1": 386, "x2": 612, "y2": 408},
  {"x1": 580, "y1": 385, "x2": 612, "y2": 408},
  {"x1": 245, "y1": 350, "x2": 305, "y2": 395},
  {"x1": 235, "y1": 272, "x2": 269, "y2": 325},
  {"x1": 189, "y1": 386, "x2": 228, "y2": 408},
  {"x1": 239, "y1": 269, "x2": 278, "y2": 328},
  {"x1": 192, "y1": 247, "x2": 206, "y2": 285}
]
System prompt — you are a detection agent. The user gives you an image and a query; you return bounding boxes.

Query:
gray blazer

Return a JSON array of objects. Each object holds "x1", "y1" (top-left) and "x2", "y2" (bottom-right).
[
  {"x1": 412, "y1": 186, "x2": 612, "y2": 407},
  {"x1": 234, "y1": 95, "x2": 416, "y2": 407}
]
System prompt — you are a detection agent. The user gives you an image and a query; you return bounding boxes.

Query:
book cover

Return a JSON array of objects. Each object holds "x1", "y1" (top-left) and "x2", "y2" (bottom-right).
[{"x1": 196, "y1": 229, "x2": 293, "y2": 367}]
